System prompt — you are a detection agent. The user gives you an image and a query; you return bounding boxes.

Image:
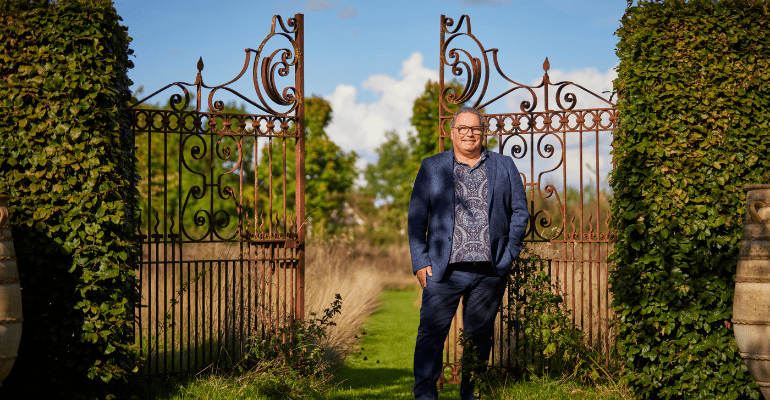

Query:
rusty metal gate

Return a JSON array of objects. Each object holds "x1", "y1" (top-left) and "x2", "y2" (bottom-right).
[
  {"x1": 129, "y1": 14, "x2": 305, "y2": 375},
  {"x1": 438, "y1": 15, "x2": 617, "y2": 385}
]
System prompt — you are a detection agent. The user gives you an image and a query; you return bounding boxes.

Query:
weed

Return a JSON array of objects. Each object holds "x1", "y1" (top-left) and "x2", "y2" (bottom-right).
[
  {"x1": 243, "y1": 294, "x2": 343, "y2": 376},
  {"x1": 505, "y1": 251, "x2": 610, "y2": 383}
]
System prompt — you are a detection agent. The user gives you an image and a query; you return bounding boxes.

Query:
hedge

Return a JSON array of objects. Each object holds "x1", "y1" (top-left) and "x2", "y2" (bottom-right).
[
  {"x1": 0, "y1": 0, "x2": 138, "y2": 397},
  {"x1": 611, "y1": 0, "x2": 770, "y2": 398}
]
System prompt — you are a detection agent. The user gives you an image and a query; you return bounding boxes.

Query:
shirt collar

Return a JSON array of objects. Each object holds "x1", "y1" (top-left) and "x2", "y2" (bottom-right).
[{"x1": 452, "y1": 146, "x2": 488, "y2": 168}]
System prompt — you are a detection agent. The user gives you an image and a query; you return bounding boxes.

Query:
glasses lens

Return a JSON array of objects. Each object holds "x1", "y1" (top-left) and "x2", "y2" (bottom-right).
[{"x1": 455, "y1": 126, "x2": 482, "y2": 136}]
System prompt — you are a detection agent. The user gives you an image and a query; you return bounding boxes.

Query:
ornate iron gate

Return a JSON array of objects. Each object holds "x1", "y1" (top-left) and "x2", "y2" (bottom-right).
[
  {"x1": 438, "y1": 15, "x2": 617, "y2": 385},
  {"x1": 129, "y1": 14, "x2": 305, "y2": 375}
]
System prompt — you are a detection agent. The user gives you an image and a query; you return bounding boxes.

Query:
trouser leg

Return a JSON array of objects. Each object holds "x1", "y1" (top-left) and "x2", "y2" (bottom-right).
[
  {"x1": 459, "y1": 273, "x2": 508, "y2": 400},
  {"x1": 413, "y1": 270, "x2": 468, "y2": 400}
]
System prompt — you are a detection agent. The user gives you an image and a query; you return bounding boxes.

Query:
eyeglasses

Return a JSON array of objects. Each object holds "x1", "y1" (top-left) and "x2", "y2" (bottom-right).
[{"x1": 454, "y1": 126, "x2": 484, "y2": 136}]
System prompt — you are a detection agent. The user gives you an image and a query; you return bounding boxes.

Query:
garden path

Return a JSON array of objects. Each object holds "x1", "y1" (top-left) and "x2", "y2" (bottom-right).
[{"x1": 326, "y1": 290, "x2": 461, "y2": 400}]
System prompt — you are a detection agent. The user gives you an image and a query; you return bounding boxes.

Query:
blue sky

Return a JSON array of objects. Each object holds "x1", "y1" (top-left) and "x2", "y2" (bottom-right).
[{"x1": 115, "y1": 0, "x2": 628, "y2": 181}]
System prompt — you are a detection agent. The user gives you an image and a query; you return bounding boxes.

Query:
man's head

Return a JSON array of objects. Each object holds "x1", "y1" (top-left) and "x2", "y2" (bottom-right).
[{"x1": 450, "y1": 107, "x2": 485, "y2": 157}]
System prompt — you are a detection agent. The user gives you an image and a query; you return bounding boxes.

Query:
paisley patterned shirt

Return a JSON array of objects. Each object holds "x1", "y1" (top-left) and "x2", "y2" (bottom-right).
[{"x1": 448, "y1": 149, "x2": 491, "y2": 263}]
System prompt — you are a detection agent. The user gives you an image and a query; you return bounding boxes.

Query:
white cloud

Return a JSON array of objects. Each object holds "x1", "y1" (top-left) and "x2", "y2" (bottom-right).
[
  {"x1": 325, "y1": 52, "x2": 438, "y2": 162},
  {"x1": 305, "y1": 0, "x2": 337, "y2": 12},
  {"x1": 337, "y1": 4, "x2": 357, "y2": 19}
]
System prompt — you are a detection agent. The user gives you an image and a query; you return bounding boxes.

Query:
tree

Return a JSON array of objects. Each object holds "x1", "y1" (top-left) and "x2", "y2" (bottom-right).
[
  {"x1": 362, "y1": 131, "x2": 412, "y2": 241},
  {"x1": 362, "y1": 80, "x2": 467, "y2": 242},
  {"x1": 255, "y1": 95, "x2": 358, "y2": 235},
  {"x1": 409, "y1": 80, "x2": 456, "y2": 171}
]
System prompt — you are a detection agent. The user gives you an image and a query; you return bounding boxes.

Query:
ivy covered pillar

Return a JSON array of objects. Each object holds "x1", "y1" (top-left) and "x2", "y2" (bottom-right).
[
  {"x1": 611, "y1": 1, "x2": 770, "y2": 399},
  {"x1": 0, "y1": 0, "x2": 138, "y2": 397}
]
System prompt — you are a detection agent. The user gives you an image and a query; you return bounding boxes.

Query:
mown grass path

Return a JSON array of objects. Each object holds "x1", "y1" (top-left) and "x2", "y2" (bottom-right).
[{"x1": 327, "y1": 290, "x2": 461, "y2": 400}]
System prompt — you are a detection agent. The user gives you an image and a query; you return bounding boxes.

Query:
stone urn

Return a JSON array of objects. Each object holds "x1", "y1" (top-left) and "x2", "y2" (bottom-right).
[
  {"x1": 0, "y1": 194, "x2": 21, "y2": 387},
  {"x1": 733, "y1": 184, "x2": 770, "y2": 399}
]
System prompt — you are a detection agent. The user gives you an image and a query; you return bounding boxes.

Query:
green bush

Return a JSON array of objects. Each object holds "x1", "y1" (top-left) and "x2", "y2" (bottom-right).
[
  {"x1": 611, "y1": 1, "x2": 770, "y2": 398},
  {"x1": 506, "y1": 254, "x2": 608, "y2": 382},
  {"x1": 243, "y1": 294, "x2": 342, "y2": 377},
  {"x1": 0, "y1": 0, "x2": 138, "y2": 397}
]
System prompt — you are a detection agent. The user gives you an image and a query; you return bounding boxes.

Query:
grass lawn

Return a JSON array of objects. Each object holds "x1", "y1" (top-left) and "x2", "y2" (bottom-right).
[{"x1": 327, "y1": 289, "x2": 462, "y2": 400}]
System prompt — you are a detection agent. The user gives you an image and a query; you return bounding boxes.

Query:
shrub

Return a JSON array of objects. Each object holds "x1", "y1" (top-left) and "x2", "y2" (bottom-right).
[
  {"x1": 507, "y1": 254, "x2": 608, "y2": 382},
  {"x1": 0, "y1": 0, "x2": 137, "y2": 397},
  {"x1": 243, "y1": 294, "x2": 343, "y2": 377},
  {"x1": 611, "y1": 1, "x2": 770, "y2": 398}
]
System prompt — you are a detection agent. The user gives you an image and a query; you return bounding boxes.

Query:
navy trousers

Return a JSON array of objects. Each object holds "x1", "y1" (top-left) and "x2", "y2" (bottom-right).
[{"x1": 413, "y1": 262, "x2": 508, "y2": 400}]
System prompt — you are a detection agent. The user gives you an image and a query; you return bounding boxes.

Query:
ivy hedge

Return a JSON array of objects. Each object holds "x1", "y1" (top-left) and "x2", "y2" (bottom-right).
[
  {"x1": 0, "y1": 0, "x2": 138, "y2": 397},
  {"x1": 611, "y1": 1, "x2": 770, "y2": 399}
]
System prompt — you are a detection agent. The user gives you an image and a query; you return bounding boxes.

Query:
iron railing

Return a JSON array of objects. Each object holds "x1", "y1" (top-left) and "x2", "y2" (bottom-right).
[
  {"x1": 438, "y1": 14, "x2": 617, "y2": 386},
  {"x1": 129, "y1": 14, "x2": 305, "y2": 375}
]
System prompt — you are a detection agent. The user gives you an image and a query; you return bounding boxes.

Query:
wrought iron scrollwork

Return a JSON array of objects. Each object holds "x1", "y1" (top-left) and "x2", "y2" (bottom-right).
[
  {"x1": 440, "y1": 14, "x2": 617, "y2": 242},
  {"x1": 440, "y1": 15, "x2": 487, "y2": 110},
  {"x1": 130, "y1": 14, "x2": 304, "y2": 244},
  {"x1": 129, "y1": 15, "x2": 301, "y2": 118}
]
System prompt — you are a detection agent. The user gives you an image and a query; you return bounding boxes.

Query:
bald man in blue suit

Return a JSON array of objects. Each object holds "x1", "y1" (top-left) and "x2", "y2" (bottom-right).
[{"x1": 408, "y1": 107, "x2": 529, "y2": 400}]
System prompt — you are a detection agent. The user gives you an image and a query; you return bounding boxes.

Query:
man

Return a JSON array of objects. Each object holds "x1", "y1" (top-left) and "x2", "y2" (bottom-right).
[{"x1": 408, "y1": 107, "x2": 529, "y2": 400}]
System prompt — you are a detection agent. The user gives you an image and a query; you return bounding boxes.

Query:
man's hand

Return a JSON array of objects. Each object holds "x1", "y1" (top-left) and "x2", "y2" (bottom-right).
[{"x1": 416, "y1": 266, "x2": 433, "y2": 289}]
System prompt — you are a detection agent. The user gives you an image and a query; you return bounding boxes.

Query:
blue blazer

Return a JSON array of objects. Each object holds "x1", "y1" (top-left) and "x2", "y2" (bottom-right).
[{"x1": 408, "y1": 149, "x2": 529, "y2": 281}]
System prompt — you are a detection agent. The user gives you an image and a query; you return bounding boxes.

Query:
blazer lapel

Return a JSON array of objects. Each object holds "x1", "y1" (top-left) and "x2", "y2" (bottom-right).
[
  {"x1": 441, "y1": 151, "x2": 455, "y2": 225},
  {"x1": 485, "y1": 152, "x2": 497, "y2": 213}
]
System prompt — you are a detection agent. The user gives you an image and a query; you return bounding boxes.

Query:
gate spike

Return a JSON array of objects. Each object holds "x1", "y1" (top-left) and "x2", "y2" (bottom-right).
[
  {"x1": 543, "y1": 57, "x2": 550, "y2": 72},
  {"x1": 197, "y1": 57, "x2": 204, "y2": 72}
]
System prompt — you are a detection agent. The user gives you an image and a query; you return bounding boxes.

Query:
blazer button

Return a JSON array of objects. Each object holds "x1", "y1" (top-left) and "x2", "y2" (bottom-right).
[{"x1": 447, "y1": 237, "x2": 451, "y2": 242}]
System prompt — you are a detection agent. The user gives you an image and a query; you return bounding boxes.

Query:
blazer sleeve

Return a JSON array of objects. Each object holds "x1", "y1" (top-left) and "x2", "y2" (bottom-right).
[
  {"x1": 506, "y1": 157, "x2": 529, "y2": 261},
  {"x1": 408, "y1": 160, "x2": 432, "y2": 274}
]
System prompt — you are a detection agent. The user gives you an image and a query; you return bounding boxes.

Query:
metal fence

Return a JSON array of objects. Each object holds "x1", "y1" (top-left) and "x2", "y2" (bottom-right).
[
  {"x1": 129, "y1": 14, "x2": 305, "y2": 375},
  {"x1": 438, "y1": 14, "x2": 617, "y2": 386}
]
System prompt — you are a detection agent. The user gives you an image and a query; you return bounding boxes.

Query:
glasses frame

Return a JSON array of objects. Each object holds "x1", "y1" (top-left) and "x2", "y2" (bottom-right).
[{"x1": 453, "y1": 125, "x2": 484, "y2": 136}]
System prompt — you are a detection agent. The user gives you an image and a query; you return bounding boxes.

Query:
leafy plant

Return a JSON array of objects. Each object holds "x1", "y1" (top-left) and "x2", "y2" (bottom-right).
[
  {"x1": 505, "y1": 251, "x2": 609, "y2": 383},
  {"x1": 458, "y1": 329, "x2": 509, "y2": 398},
  {"x1": 0, "y1": 0, "x2": 138, "y2": 397},
  {"x1": 243, "y1": 293, "x2": 343, "y2": 376},
  {"x1": 611, "y1": 0, "x2": 770, "y2": 398}
]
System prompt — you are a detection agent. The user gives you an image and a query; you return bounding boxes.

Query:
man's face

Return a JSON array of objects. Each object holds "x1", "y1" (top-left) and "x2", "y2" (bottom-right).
[{"x1": 451, "y1": 112, "x2": 484, "y2": 156}]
